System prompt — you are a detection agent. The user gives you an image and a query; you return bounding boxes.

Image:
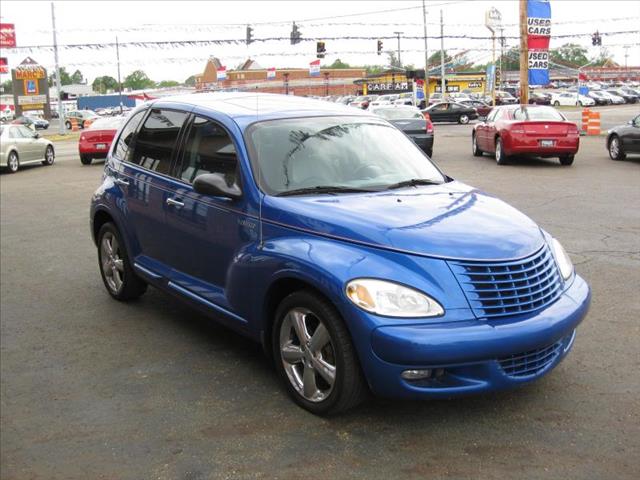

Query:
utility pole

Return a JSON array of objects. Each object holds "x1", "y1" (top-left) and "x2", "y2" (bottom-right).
[
  {"x1": 116, "y1": 36, "x2": 123, "y2": 114},
  {"x1": 623, "y1": 45, "x2": 630, "y2": 69},
  {"x1": 519, "y1": 0, "x2": 529, "y2": 104},
  {"x1": 51, "y1": 2, "x2": 64, "y2": 134},
  {"x1": 422, "y1": 0, "x2": 429, "y2": 103},
  {"x1": 440, "y1": 10, "x2": 446, "y2": 97},
  {"x1": 393, "y1": 31, "x2": 403, "y2": 67},
  {"x1": 499, "y1": 27, "x2": 505, "y2": 89}
]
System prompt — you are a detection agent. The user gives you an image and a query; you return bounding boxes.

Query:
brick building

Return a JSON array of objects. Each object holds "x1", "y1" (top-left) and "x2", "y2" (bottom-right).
[{"x1": 195, "y1": 57, "x2": 366, "y2": 96}]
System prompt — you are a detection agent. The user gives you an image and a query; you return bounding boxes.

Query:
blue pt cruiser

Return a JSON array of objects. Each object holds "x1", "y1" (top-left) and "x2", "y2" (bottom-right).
[{"x1": 90, "y1": 93, "x2": 590, "y2": 415}]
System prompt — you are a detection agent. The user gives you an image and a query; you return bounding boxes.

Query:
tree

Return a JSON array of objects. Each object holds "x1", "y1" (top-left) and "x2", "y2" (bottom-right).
[
  {"x1": 428, "y1": 50, "x2": 451, "y2": 66},
  {"x1": 184, "y1": 75, "x2": 197, "y2": 86},
  {"x1": 70, "y1": 69, "x2": 84, "y2": 84},
  {"x1": 123, "y1": 70, "x2": 155, "y2": 90},
  {"x1": 92, "y1": 75, "x2": 119, "y2": 94},
  {"x1": 550, "y1": 43, "x2": 589, "y2": 68},
  {"x1": 48, "y1": 67, "x2": 72, "y2": 86},
  {"x1": 590, "y1": 48, "x2": 617, "y2": 67},
  {"x1": 156, "y1": 80, "x2": 180, "y2": 88},
  {"x1": 0, "y1": 79, "x2": 12, "y2": 93},
  {"x1": 386, "y1": 51, "x2": 402, "y2": 69},
  {"x1": 328, "y1": 58, "x2": 351, "y2": 69},
  {"x1": 364, "y1": 65, "x2": 385, "y2": 74}
]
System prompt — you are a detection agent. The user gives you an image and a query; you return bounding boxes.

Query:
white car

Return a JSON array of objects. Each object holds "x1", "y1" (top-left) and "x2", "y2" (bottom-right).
[
  {"x1": 0, "y1": 124, "x2": 55, "y2": 173},
  {"x1": 0, "y1": 109, "x2": 14, "y2": 122},
  {"x1": 369, "y1": 94, "x2": 400, "y2": 107},
  {"x1": 550, "y1": 92, "x2": 595, "y2": 107}
]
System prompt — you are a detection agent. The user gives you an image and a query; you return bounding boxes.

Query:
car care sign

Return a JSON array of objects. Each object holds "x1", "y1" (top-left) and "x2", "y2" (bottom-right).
[
  {"x1": 527, "y1": 0, "x2": 551, "y2": 86},
  {"x1": 309, "y1": 59, "x2": 321, "y2": 77}
]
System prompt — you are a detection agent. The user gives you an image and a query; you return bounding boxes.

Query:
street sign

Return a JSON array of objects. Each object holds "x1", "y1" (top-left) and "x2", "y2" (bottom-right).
[{"x1": 485, "y1": 7, "x2": 502, "y2": 33}]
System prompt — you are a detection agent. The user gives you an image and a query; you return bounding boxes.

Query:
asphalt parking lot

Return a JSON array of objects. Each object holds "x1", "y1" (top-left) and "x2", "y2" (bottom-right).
[{"x1": 1, "y1": 122, "x2": 639, "y2": 479}]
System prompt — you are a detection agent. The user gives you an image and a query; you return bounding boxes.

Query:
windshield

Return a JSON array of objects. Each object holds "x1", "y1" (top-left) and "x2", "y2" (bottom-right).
[
  {"x1": 525, "y1": 107, "x2": 565, "y2": 121},
  {"x1": 246, "y1": 116, "x2": 446, "y2": 196},
  {"x1": 373, "y1": 108, "x2": 423, "y2": 120}
]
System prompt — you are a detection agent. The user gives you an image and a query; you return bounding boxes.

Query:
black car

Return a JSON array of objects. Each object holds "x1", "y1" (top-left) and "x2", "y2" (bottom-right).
[
  {"x1": 12, "y1": 115, "x2": 49, "y2": 130},
  {"x1": 529, "y1": 92, "x2": 552, "y2": 105},
  {"x1": 607, "y1": 115, "x2": 640, "y2": 160},
  {"x1": 422, "y1": 102, "x2": 478, "y2": 124},
  {"x1": 606, "y1": 89, "x2": 638, "y2": 104},
  {"x1": 371, "y1": 106, "x2": 434, "y2": 156}
]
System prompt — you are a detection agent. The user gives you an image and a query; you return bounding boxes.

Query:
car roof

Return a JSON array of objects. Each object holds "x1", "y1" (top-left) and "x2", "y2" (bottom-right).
[{"x1": 148, "y1": 92, "x2": 371, "y2": 129}]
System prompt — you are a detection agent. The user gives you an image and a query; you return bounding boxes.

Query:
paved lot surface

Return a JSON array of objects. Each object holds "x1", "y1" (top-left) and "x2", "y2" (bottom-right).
[{"x1": 1, "y1": 129, "x2": 639, "y2": 479}]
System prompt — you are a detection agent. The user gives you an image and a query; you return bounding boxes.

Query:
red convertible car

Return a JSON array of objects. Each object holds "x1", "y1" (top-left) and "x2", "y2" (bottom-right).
[
  {"x1": 472, "y1": 105, "x2": 579, "y2": 165},
  {"x1": 78, "y1": 116, "x2": 126, "y2": 165}
]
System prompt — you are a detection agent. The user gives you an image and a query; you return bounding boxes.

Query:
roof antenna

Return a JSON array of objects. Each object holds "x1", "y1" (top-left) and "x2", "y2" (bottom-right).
[{"x1": 256, "y1": 86, "x2": 263, "y2": 248}]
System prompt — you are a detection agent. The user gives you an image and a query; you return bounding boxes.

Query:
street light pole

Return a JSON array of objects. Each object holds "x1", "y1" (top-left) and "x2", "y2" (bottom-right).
[
  {"x1": 50, "y1": 2, "x2": 64, "y2": 134},
  {"x1": 393, "y1": 31, "x2": 403, "y2": 67},
  {"x1": 422, "y1": 0, "x2": 429, "y2": 103},
  {"x1": 116, "y1": 36, "x2": 123, "y2": 115},
  {"x1": 440, "y1": 10, "x2": 446, "y2": 97}
]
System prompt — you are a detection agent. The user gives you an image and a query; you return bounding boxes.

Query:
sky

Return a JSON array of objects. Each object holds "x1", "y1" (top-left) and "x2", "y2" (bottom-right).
[{"x1": 1, "y1": 0, "x2": 639, "y2": 85}]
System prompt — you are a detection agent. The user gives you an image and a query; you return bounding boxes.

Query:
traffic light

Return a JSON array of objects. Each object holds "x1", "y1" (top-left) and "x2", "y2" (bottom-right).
[
  {"x1": 316, "y1": 41, "x2": 326, "y2": 59},
  {"x1": 377, "y1": 39, "x2": 383, "y2": 55},
  {"x1": 592, "y1": 31, "x2": 602, "y2": 46},
  {"x1": 246, "y1": 25, "x2": 254, "y2": 45},
  {"x1": 290, "y1": 22, "x2": 302, "y2": 45}
]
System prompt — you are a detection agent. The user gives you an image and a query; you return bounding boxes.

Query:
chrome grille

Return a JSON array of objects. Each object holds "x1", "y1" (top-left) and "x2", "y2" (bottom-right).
[
  {"x1": 498, "y1": 340, "x2": 563, "y2": 378},
  {"x1": 449, "y1": 245, "x2": 563, "y2": 319}
]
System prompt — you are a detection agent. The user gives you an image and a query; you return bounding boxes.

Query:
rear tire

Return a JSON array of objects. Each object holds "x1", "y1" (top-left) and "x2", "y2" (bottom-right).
[
  {"x1": 65, "y1": 121, "x2": 71, "y2": 130},
  {"x1": 472, "y1": 133, "x2": 483, "y2": 156},
  {"x1": 458, "y1": 114, "x2": 470, "y2": 124},
  {"x1": 80, "y1": 155, "x2": 93, "y2": 165},
  {"x1": 559, "y1": 155, "x2": 574, "y2": 166},
  {"x1": 608, "y1": 135, "x2": 626, "y2": 161},
  {"x1": 97, "y1": 222, "x2": 147, "y2": 301},
  {"x1": 495, "y1": 137, "x2": 508, "y2": 165},
  {"x1": 272, "y1": 290, "x2": 368, "y2": 415},
  {"x1": 553, "y1": 101, "x2": 560, "y2": 107}
]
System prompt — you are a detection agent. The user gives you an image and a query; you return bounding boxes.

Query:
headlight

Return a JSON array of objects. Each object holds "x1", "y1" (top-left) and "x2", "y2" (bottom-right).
[
  {"x1": 345, "y1": 279, "x2": 444, "y2": 318},
  {"x1": 550, "y1": 238, "x2": 574, "y2": 281}
]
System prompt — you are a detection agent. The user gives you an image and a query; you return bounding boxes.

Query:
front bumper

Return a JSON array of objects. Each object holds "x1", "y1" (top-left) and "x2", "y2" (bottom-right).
[{"x1": 357, "y1": 274, "x2": 590, "y2": 399}]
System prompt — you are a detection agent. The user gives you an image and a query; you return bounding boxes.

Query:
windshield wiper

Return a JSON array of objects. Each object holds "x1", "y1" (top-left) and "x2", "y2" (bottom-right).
[
  {"x1": 276, "y1": 185, "x2": 378, "y2": 197},
  {"x1": 383, "y1": 178, "x2": 443, "y2": 190}
]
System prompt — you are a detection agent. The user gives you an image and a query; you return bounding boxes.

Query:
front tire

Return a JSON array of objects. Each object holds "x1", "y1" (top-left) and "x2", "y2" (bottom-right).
[
  {"x1": 42, "y1": 145, "x2": 55, "y2": 166},
  {"x1": 495, "y1": 137, "x2": 509, "y2": 165},
  {"x1": 6, "y1": 151, "x2": 19, "y2": 173},
  {"x1": 458, "y1": 114, "x2": 470, "y2": 124},
  {"x1": 608, "y1": 135, "x2": 626, "y2": 161},
  {"x1": 559, "y1": 155, "x2": 574, "y2": 166},
  {"x1": 472, "y1": 133, "x2": 483, "y2": 156},
  {"x1": 97, "y1": 222, "x2": 147, "y2": 301},
  {"x1": 272, "y1": 290, "x2": 368, "y2": 415},
  {"x1": 553, "y1": 101, "x2": 560, "y2": 106},
  {"x1": 80, "y1": 155, "x2": 93, "y2": 165},
  {"x1": 65, "y1": 121, "x2": 72, "y2": 130}
]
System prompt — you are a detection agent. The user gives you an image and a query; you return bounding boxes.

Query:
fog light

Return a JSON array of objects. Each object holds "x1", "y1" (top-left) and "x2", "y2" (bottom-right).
[{"x1": 401, "y1": 369, "x2": 432, "y2": 380}]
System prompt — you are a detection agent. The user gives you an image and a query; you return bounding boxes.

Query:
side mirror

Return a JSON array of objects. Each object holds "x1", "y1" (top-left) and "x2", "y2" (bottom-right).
[
  {"x1": 33, "y1": 132, "x2": 40, "y2": 139},
  {"x1": 193, "y1": 173, "x2": 242, "y2": 199}
]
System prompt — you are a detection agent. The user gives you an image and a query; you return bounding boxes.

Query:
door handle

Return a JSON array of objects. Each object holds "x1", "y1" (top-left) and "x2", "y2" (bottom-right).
[
  {"x1": 166, "y1": 197, "x2": 184, "y2": 208},
  {"x1": 114, "y1": 177, "x2": 129, "y2": 186}
]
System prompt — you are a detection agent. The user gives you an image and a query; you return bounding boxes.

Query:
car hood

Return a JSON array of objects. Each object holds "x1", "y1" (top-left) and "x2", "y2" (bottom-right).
[{"x1": 263, "y1": 181, "x2": 545, "y2": 261}]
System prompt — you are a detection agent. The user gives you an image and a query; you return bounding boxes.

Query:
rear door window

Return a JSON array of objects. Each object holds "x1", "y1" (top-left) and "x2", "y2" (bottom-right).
[
  {"x1": 113, "y1": 110, "x2": 147, "y2": 162},
  {"x1": 177, "y1": 115, "x2": 238, "y2": 185},
  {"x1": 130, "y1": 109, "x2": 189, "y2": 175}
]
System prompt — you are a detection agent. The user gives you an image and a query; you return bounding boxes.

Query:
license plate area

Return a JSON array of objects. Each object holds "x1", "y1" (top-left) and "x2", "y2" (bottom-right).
[
  {"x1": 540, "y1": 140, "x2": 555, "y2": 147},
  {"x1": 96, "y1": 143, "x2": 107, "y2": 149}
]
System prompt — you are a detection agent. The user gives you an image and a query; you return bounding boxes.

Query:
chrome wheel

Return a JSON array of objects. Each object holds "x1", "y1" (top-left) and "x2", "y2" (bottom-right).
[
  {"x1": 100, "y1": 232, "x2": 124, "y2": 294},
  {"x1": 279, "y1": 307, "x2": 336, "y2": 403},
  {"x1": 609, "y1": 137, "x2": 621, "y2": 159},
  {"x1": 44, "y1": 146, "x2": 54, "y2": 165},
  {"x1": 7, "y1": 152, "x2": 19, "y2": 173},
  {"x1": 495, "y1": 140, "x2": 502, "y2": 163},
  {"x1": 459, "y1": 114, "x2": 469, "y2": 124}
]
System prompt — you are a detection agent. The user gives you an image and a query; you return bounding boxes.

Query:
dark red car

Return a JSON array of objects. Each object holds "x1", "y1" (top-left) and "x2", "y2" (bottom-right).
[
  {"x1": 78, "y1": 116, "x2": 126, "y2": 165},
  {"x1": 459, "y1": 99, "x2": 492, "y2": 119},
  {"x1": 472, "y1": 105, "x2": 579, "y2": 165}
]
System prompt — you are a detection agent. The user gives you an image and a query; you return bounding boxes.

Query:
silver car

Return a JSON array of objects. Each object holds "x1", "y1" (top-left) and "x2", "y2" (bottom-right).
[{"x1": 0, "y1": 125, "x2": 55, "y2": 173}]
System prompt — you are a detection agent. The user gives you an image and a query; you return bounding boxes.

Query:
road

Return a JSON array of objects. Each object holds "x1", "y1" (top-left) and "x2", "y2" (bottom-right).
[{"x1": 1, "y1": 130, "x2": 639, "y2": 479}]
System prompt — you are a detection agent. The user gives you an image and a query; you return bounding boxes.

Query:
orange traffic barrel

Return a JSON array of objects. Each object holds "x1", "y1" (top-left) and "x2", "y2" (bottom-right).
[
  {"x1": 581, "y1": 108, "x2": 591, "y2": 134},
  {"x1": 587, "y1": 111, "x2": 600, "y2": 136},
  {"x1": 83, "y1": 118, "x2": 94, "y2": 129},
  {"x1": 71, "y1": 118, "x2": 79, "y2": 132}
]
